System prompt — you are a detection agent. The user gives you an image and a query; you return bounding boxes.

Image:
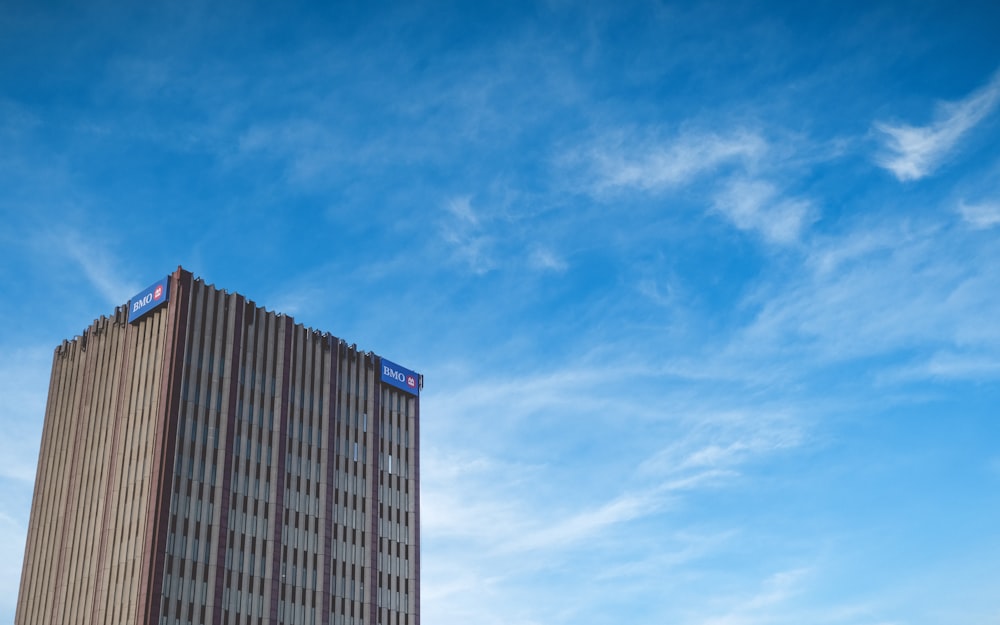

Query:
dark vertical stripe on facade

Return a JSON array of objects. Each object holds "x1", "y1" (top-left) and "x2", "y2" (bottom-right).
[
  {"x1": 208, "y1": 294, "x2": 245, "y2": 625},
  {"x1": 268, "y1": 316, "x2": 295, "y2": 622},
  {"x1": 211, "y1": 296, "x2": 247, "y2": 625},
  {"x1": 89, "y1": 307, "x2": 132, "y2": 625},
  {"x1": 321, "y1": 337, "x2": 341, "y2": 625},
  {"x1": 143, "y1": 268, "x2": 193, "y2": 625},
  {"x1": 413, "y1": 394, "x2": 421, "y2": 625},
  {"x1": 368, "y1": 357, "x2": 381, "y2": 625}
]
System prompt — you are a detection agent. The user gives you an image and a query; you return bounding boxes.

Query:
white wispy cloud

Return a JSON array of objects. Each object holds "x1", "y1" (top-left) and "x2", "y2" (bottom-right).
[
  {"x1": 712, "y1": 177, "x2": 816, "y2": 245},
  {"x1": 880, "y1": 350, "x2": 1000, "y2": 383},
  {"x1": 427, "y1": 362, "x2": 625, "y2": 423},
  {"x1": 421, "y1": 450, "x2": 536, "y2": 542},
  {"x1": 636, "y1": 276, "x2": 677, "y2": 309},
  {"x1": 527, "y1": 247, "x2": 568, "y2": 272},
  {"x1": 956, "y1": 199, "x2": 1000, "y2": 229},
  {"x1": 713, "y1": 216, "x2": 1000, "y2": 380},
  {"x1": 575, "y1": 127, "x2": 822, "y2": 244},
  {"x1": 238, "y1": 120, "x2": 350, "y2": 184},
  {"x1": 808, "y1": 226, "x2": 900, "y2": 276},
  {"x1": 594, "y1": 529, "x2": 739, "y2": 581},
  {"x1": 503, "y1": 490, "x2": 661, "y2": 552},
  {"x1": 699, "y1": 568, "x2": 811, "y2": 625},
  {"x1": 419, "y1": 360, "x2": 813, "y2": 625},
  {"x1": 586, "y1": 128, "x2": 768, "y2": 193},
  {"x1": 420, "y1": 419, "x2": 809, "y2": 625},
  {"x1": 440, "y1": 196, "x2": 496, "y2": 274},
  {"x1": 57, "y1": 232, "x2": 138, "y2": 306},
  {"x1": 874, "y1": 69, "x2": 1000, "y2": 181}
]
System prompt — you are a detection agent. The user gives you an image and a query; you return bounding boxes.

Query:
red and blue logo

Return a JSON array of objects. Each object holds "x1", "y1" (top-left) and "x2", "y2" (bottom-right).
[
  {"x1": 381, "y1": 358, "x2": 420, "y2": 396},
  {"x1": 128, "y1": 276, "x2": 170, "y2": 323}
]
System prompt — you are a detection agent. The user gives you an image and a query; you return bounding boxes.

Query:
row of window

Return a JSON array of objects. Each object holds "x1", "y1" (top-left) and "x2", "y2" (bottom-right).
[
  {"x1": 377, "y1": 588, "x2": 410, "y2": 612},
  {"x1": 376, "y1": 552, "x2": 410, "y2": 579},
  {"x1": 162, "y1": 304, "x2": 415, "y2": 624},
  {"x1": 378, "y1": 452, "x2": 412, "y2": 479},
  {"x1": 378, "y1": 485, "x2": 409, "y2": 512},
  {"x1": 378, "y1": 518, "x2": 409, "y2": 545}
]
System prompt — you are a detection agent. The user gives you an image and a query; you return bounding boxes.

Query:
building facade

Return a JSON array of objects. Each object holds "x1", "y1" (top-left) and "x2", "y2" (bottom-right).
[{"x1": 16, "y1": 267, "x2": 421, "y2": 625}]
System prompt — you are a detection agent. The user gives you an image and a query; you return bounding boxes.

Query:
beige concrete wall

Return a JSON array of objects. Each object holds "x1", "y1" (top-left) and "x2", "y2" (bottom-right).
[{"x1": 15, "y1": 282, "x2": 174, "y2": 625}]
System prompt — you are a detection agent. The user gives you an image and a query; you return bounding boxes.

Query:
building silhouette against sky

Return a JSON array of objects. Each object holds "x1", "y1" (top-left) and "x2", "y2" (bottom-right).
[{"x1": 16, "y1": 267, "x2": 421, "y2": 625}]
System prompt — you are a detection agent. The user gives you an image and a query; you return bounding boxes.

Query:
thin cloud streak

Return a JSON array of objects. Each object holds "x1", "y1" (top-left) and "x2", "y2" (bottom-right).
[
  {"x1": 878, "y1": 350, "x2": 1000, "y2": 384},
  {"x1": 57, "y1": 232, "x2": 138, "y2": 306},
  {"x1": 957, "y1": 200, "x2": 1000, "y2": 229},
  {"x1": 528, "y1": 247, "x2": 568, "y2": 272},
  {"x1": 711, "y1": 177, "x2": 816, "y2": 245},
  {"x1": 699, "y1": 568, "x2": 812, "y2": 625},
  {"x1": 874, "y1": 69, "x2": 1000, "y2": 181},
  {"x1": 423, "y1": 364, "x2": 810, "y2": 567},
  {"x1": 440, "y1": 196, "x2": 496, "y2": 274},
  {"x1": 585, "y1": 129, "x2": 768, "y2": 193},
  {"x1": 502, "y1": 491, "x2": 661, "y2": 553},
  {"x1": 713, "y1": 217, "x2": 1000, "y2": 376}
]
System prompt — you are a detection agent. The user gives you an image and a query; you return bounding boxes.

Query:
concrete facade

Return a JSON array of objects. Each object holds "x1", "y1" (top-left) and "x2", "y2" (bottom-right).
[{"x1": 16, "y1": 267, "x2": 421, "y2": 625}]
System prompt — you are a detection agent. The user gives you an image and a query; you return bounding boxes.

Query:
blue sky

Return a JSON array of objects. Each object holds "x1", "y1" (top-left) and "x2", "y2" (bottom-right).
[{"x1": 2, "y1": 1, "x2": 1000, "y2": 623}]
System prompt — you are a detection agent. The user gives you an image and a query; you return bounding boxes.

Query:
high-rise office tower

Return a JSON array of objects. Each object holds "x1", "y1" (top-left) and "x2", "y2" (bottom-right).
[{"x1": 16, "y1": 267, "x2": 421, "y2": 625}]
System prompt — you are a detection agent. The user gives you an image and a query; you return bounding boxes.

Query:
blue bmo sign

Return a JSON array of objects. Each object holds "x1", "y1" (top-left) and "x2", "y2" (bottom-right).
[
  {"x1": 380, "y1": 358, "x2": 419, "y2": 395},
  {"x1": 128, "y1": 276, "x2": 170, "y2": 323}
]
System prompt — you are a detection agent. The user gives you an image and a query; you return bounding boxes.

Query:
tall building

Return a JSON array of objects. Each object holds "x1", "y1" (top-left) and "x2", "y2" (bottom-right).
[{"x1": 16, "y1": 267, "x2": 421, "y2": 625}]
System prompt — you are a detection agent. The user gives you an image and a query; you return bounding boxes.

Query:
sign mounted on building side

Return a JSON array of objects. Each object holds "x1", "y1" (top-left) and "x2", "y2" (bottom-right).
[
  {"x1": 128, "y1": 276, "x2": 170, "y2": 323},
  {"x1": 380, "y1": 358, "x2": 420, "y2": 396}
]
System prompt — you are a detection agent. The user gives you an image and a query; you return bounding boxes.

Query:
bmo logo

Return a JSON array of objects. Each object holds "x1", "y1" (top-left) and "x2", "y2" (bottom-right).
[
  {"x1": 128, "y1": 276, "x2": 170, "y2": 323},
  {"x1": 130, "y1": 285, "x2": 163, "y2": 313},
  {"x1": 380, "y1": 358, "x2": 419, "y2": 396},
  {"x1": 384, "y1": 366, "x2": 416, "y2": 388}
]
